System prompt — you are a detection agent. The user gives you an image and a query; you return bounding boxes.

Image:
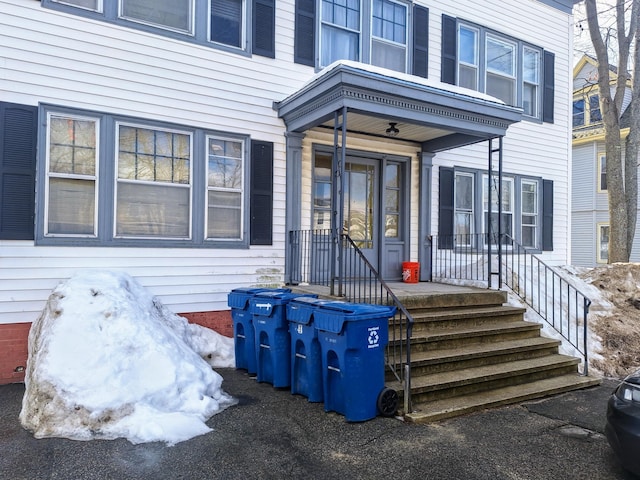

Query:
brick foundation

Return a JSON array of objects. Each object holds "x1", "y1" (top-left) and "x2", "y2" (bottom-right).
[
  {"x1": 0, "y1": 323, "x2": 31, "y2": 385},
  {"x1": 0, "y1": 311, "x2": 232, "y2": 386}
]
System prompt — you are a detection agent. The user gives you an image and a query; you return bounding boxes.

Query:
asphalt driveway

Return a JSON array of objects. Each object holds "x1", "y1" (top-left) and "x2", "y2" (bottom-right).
[{"x1": 0, "y1": 369, "x2": 635, "y2": 480}]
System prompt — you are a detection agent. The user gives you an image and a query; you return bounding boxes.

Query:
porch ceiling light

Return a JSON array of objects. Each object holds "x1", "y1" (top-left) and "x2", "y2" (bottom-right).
[{"x1": 386, "y1": 122, "x2": 399, "y2": 137}]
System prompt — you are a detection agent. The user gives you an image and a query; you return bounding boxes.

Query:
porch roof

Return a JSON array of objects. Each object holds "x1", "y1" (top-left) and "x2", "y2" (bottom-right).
[{"x1": 274, "y1": 61, "x2": 523, "y2": 152}]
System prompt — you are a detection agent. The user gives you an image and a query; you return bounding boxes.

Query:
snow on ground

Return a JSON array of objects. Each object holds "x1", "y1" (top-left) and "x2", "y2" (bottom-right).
[{"x1": 19, "y1": 270, "x2": 237, "y2": 446}]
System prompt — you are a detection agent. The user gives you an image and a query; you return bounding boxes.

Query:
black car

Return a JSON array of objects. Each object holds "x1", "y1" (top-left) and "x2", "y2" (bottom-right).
[{"x1": 606, "y1": 370, "x2": 640, "y2": 476}]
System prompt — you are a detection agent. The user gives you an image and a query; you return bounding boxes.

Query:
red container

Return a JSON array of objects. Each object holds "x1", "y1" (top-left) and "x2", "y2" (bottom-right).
[{"x1": 402, "y1": 262, "x2": 420, "y2": 283}]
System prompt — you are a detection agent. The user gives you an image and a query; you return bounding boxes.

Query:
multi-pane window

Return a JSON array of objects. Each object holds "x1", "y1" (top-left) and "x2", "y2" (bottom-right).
[
  {"x1": 120, "y1": 0, "x2": 194, "y2": 34},
  {"x1": 458, "y1": 25, "x2": 479, "y2": 90},
  {"x1": 206, "y1": 137, "x2": 244, "y2": 239},
  {"x1": 598, "y1": 153, "x2": 607, "y2": 191},
  {"x1": 597, "y1": 224, "x2": 609, "y2": 263},
  {"x1": 40, "y1": 108, "x2": 257, "y2": 247},
  {"x1": 573, "y1": 94, "x2": 601, "y2": 126},
  {"x1": 485, "y1": 35, "x2": 516, "y2": 105},
  {"x1": 371, "y1": 0, "x2": 407, "y2": 72},
  {"x1": 312, "y1": 153, "x2": 332, "y2": 229},
  {"x1": 384, "y1": 163, "x2": 401, "y2": 238},
  {"x1": 321, "y1": 0, "x2": 361, "y2": 67},
  {"x1": 521, "y1": 180, "x2": 538, "y2": 248},
  {"x1": 46, "y1": 114, "x2": 99, "y2": 236},
  {"x1": 454, "y1": 172, "x2": 474, "y2": 245},
  {"x1": 211, "y1": 0, "x2": 244, "y2": 47},
  {"x1": 116, "y1": 124, "x2": 192, "y2": 238},
  {"x1": 523, "y1": 47, "x2": 540, "y2": 117},
  {"x1": 53, "y1": 0, "x2": 102, "y2": 11},
  {"x1": 483, "y1": 175, "x2": 514, "y2": 241},
  {"x1": 455, "y1": 22, "x2": 542, "y2": 118},
  {"x1": 319, "y1": 0, "x2": 409, "y2": 73}
]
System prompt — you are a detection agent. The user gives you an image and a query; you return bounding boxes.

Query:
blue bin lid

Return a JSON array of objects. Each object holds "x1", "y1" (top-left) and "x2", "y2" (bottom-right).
[
  {"x1": 250, "y1": 292, "x2": 318, "y2": 316},
  {"x1": 227, "y1": 287, "x2": 290, "y2": 309},
  {"x1": 287, "y1": 297, "x2": 336, "y2": 325},
  {"x1": 313, "y1": 302, "x2": 397, "y2": 333}
]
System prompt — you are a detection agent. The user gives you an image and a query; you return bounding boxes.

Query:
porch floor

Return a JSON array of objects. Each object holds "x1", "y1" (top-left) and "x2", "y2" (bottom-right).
[{"x1": 288, "y1": 280, "x2": 487, "y2": 301}]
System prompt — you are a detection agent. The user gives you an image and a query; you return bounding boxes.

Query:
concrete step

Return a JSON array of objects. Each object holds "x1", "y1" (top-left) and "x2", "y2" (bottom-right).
[
  {"x1": 402, "y1": 374, "x2": 602, "y2": 423},
  {"x1": 396, "y1": 290, "x2": 507, "y2": 310},
  {"x1": 400, "y1": 305, "x2": 527, "y2": 333},
  {"x1": 400, "y1": 321, "x2": 542, "y2": 352},
  {"x1": 404, "y1": 354, "x2": 581, "y2": 404},
  {"x1": 389, "y1": 336, "x2": 562, "y2": 377}
]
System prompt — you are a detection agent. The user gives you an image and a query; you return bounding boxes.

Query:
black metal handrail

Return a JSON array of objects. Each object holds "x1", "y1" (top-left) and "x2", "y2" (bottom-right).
[
  {"x1": 429, "y1": 233, "x2": 591, "y2": 375},
  {"x1": 287, "y1": 229, "x2": 415, "y2": 413}
]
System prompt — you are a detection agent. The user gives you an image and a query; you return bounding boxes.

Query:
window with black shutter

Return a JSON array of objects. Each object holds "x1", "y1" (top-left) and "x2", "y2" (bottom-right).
[{"x1": 250, "y1": 140, "x2": 274, "y2": 245}]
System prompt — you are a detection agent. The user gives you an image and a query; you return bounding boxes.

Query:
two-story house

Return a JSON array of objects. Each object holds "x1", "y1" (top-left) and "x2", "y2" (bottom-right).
[
  {"x1": 571, "y1": 54, "x2": 640, "y2": 266},
  {"x1": 0, "y1": 0, "x2": 578, "y2": 384}
]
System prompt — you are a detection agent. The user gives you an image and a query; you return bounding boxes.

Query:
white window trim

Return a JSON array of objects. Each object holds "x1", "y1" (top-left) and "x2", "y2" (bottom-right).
[
  {"x1": 482, "y1": 174, "x2": 514, "y2": 242},
  {"x1": 44, "y1": 112, "x2": 100, "y2": 238},
  {"x1": 523, "y1": 46, "x2": 540, "y2": 118},
  {"x1": 454, "y1": 171, "x2": 475, "y2": 246},
  {"x1": 369, "y1": 0, "x2": 408, "y2": 71},
  {"x1": 457, "y1": 24, "x2": 479, "y2": 90},
  {"x1": 113, "y1": 121, "x2": 194, "y2": 240},
  {"x1": 205, "y1": 134, "x2": 245, "y2": 241},
  {"x1": 521, "y1": 179, "x2": 538, "y2": 248}
]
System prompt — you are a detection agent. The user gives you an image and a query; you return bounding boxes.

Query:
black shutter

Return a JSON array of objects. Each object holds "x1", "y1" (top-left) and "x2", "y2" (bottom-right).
[
  {"x1": 441, "y1": 15, "x2": 457, "y2": 84},
  {"x1": 0, "y1": 102, "x2": 37, "y2": 240},
  {"x1": 252, "y1": 0, "x2": 275, "y2": 58},
  {"x1": 543, "y1": 51, "x2": 555, "y2": 123},
  {"x1": 294, "y1": 0, "x2": 315, "y2": 66},
  {"x1": 438, "y1": 167, "x2": 454, "y2": 249},
  {"x1": 412, "y1": 5, "x2": 429, "y2": 78},
  {"x1": 250, "y1": 140, "x2": 273, "y2": 245},
  {"x1": 542, "y1": 179, "x2": 553, "y2": 251}
]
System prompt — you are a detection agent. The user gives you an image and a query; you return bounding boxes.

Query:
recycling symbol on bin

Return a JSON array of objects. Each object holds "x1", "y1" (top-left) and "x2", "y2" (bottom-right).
[{"x1": 368, "y1": 329, "x2": 380, "y2": 347}]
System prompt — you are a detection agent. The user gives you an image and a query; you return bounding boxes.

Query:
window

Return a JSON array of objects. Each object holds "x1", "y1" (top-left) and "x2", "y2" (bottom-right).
[
  {"x1": 523, "y1": 47, "x2": 540, "y2": 117},
  {"x1": 485, "y1": 35, "x2": 516, "y2": 105},
  {"x1": 46, "y1": 114, "x2": 99, "y2": 236},
  {"x1": 295, "y1": 0, "x2": 426, "y2": 75},
  {"x1": 572, "y1": 98, "x2": 585, "y2": 127},
  {"x1": 207, "y1": 137, "x2": 244, "y2": 239},
  {"x1": 458, "y1": 25, "x2": 478, "y2": 90},
  {"x1": 43, "y1": 0, "x2": 275, "y2": 57},
  {"x1": 573, "y1": 94, "x2": 601, "y2": 126},
  {"x1": 53, "y1": 0, "x2": 102, "y2": 11},
  {"x1": 444, "y1": 18, "x2": 546, "y2": 120},
  {"x1": 371, "y1": 0, "x2": 408, "y2": 72},
  {"x1": 589, "y1": 94, "x2": 602, "y2": 122},
  {"x1": 211, "y1": 0, "x2": 244, "y2": 47},
  {"x1": 521, "y1": 180, "x2": 538, "y2": 248},
  {"x1": 597, "y1": 223, "x2": 609, "y2": 263},
  {"x1": 384, "y1": 162, "x2": 401, "y2": 238},
  {"x1": 483, "y1": 175, "x2": 514, "y2": 241},
  {"x1": 120, "y1": 0, "x2": 194, "y2": 34},
  {"x1": 454, "y1": 172, "x2": 474, "y2": 245},
  {"x1": 312, "y1": 153, "x2": 332, "y2": 229},
  {"x1": 439, "y1": 168, "x2": 548, "y2": 250},
  {"x1": 321, "y1": 0, "x2": 361, "y2": 67},
  {"x1": 115, "y1": 124, "x2": 192, "y2": 238},
  {"x1": 598, "y1": 153, "x2": 607, "y2": 192},
  {"x1": 38, "y1": 106, "x2": 269, "y2": 247}
]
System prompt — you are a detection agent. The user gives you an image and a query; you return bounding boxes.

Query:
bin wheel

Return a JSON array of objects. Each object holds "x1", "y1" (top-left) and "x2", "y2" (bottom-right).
[{"x1": 377, "y1": 387, "x2": 398, "y2": 417}]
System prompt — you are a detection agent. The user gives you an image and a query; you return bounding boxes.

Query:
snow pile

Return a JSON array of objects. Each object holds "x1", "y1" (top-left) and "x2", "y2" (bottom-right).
[{"x1": 19, "y1": 270, "x2": 237, "y2": 445}]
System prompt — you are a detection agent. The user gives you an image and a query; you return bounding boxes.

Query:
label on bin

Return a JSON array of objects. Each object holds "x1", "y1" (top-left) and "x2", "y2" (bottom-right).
[{"x1": 367, "y1": 326, "x2": 380, "y2": 349}]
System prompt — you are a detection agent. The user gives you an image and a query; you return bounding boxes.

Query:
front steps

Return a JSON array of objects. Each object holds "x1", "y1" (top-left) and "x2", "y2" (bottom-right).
[{"x1": 388, "y1": 289, "x2": 601, "y2": 423}]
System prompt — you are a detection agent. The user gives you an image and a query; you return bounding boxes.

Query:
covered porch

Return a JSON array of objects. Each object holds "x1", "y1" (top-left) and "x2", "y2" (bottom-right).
[{"x1": 274, "y1": 61, "x2": 523, "y2": 289}]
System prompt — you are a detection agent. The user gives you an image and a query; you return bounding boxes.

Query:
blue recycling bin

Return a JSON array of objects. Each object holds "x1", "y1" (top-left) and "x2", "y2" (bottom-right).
[
  {"x1": 286, "y1": 297, "x2": 334, "y2": 402},
  {"x1": 228, "y1": 287, "x2": 290, "y2": 374},
  {"x1": 314, "y1": 302, "x2": 397, "y2": 422},
  {"x1": 251, "y1": 291, "x2": 317, "y2": 388}
]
